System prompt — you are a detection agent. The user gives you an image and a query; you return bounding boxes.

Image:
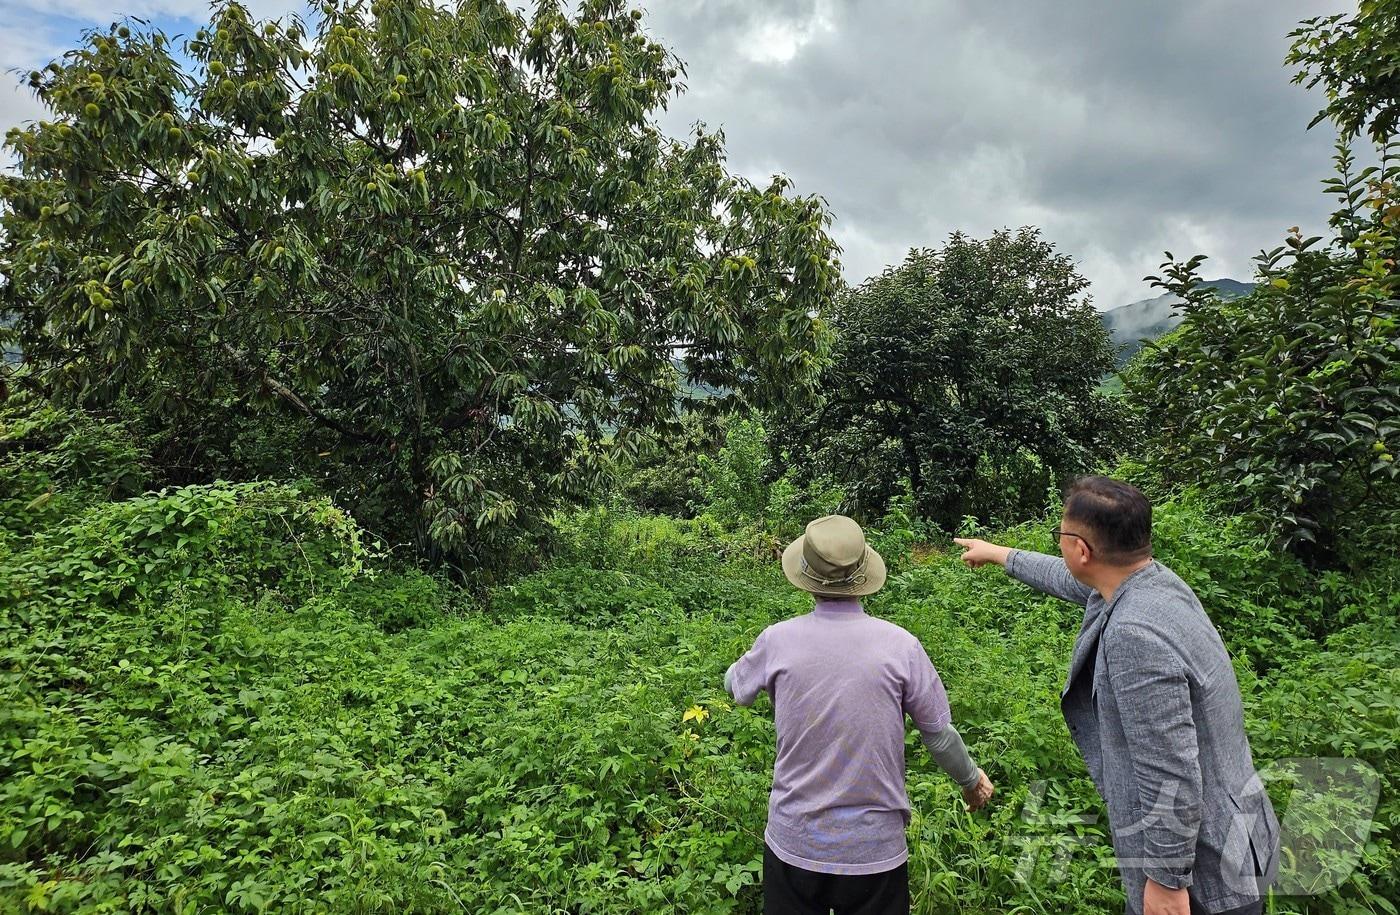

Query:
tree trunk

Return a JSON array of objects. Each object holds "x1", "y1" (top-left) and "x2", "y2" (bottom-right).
[{"x1": 903, "y1": 435, "x2": 923, "y2": 506}]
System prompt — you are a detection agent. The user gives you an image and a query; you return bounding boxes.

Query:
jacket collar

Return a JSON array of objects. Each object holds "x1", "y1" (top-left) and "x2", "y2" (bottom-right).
[{"x1": 1063, "y1": 560, "x2": 1163, "y2": 698}]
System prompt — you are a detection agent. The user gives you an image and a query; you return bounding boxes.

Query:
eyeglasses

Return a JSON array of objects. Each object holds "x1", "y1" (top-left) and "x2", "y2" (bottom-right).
[{"x1": 1050, "y1": 527, "x2": 1094, "y2": 553}]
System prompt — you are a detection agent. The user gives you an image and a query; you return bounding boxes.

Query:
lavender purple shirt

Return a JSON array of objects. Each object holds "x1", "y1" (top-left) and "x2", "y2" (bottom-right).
[{"x1": 723, "y1": 598, "x2": 953, "y2": 875}]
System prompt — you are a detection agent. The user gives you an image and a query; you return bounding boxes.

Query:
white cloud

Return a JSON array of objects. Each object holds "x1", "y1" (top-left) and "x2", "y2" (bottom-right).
[
  {"x1": 738, "y1": 1, "x2": 834, "y2": 65},
  {"x1": 0, "y1": 6, "x2": 66, "y2": 167}
]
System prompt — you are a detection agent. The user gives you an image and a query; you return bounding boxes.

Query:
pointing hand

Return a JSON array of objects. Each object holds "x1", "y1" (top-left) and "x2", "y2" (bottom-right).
[{"x1": 952, "y1": 538, "x2": 1011, "y2": 569}]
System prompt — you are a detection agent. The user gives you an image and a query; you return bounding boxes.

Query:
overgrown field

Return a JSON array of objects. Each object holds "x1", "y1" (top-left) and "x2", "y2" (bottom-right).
[{"x1": 1, "y1": 408, "x2": 1397, "y2": 913}]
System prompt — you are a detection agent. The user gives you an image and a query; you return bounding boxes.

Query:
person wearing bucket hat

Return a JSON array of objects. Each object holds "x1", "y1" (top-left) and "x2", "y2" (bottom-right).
[{"x1": 725, "y1": 514, "x2": 994, "y2": 914}]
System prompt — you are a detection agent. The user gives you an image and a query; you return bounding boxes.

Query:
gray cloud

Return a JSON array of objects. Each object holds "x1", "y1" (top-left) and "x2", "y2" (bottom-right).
[{"x1": 642, "y1": 0, "x2": 1355, "y2": 308}]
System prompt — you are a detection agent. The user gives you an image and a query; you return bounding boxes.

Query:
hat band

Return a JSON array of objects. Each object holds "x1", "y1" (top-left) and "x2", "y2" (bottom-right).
[{"x1": 800, "y1": 550, "x2": 869, "y2": 587}]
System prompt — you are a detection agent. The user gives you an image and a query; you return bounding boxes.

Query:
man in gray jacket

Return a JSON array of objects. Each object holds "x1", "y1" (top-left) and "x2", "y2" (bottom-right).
[{"x1": 954, "y1": 475, "x2": 1279, "y2": 915}]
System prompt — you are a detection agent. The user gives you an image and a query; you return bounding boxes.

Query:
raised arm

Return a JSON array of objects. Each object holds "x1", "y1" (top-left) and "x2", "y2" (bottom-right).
[
  {"x1": 953, "y1": 538, "x2": 1094, "y2": 607},
  {"x1": 1004, "y1": 548, "x2": 1096, "y2": 607}
]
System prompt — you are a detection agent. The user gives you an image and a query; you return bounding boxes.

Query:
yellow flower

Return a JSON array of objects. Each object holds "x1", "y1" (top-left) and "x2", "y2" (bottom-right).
[{"x1": 682, "y1": 705, "x2": 709, "y2": 724}]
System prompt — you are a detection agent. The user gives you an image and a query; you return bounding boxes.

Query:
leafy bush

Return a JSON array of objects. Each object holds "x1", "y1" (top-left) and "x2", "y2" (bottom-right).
[
  {"x1": 618, "y1": 411, "x2": 726, "y2": 518},
  {"x1": 337, "y1": 568, "x2": 459, "y2": 633},
  {"x1": 551, "y1": 502, "x2": 727, "y2": 570},
  {"x1": 696, "y1": 416, "x2": 843, "y2": 539},
  {"x1": 1245, "y1": 615, "x2": 1400, "y2": 912},
  {"x1": 1, "y1": 410, "x2": 1396, "y2": 914},
  {"x1": 491, "y1": 566, "x2": 679, "y2": 627},
  {"x1": 0, "y1": 398, "x2": 147, "y2": 546},
  {"x1": 1125, "y1": 213, "x2": 1399, "y2": 571}
]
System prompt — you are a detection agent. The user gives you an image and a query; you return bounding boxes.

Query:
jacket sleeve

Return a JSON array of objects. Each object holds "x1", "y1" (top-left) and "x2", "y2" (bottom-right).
[
  {"x1": 1104, "y1": 622, "x2": 1202, "y2": 890},
  {"x1": 1004, "y1": 548, "x2": 1095, "y2": 607},
  {"x1": 724, "y1": 628, "x2": 772, "y2": 707}
]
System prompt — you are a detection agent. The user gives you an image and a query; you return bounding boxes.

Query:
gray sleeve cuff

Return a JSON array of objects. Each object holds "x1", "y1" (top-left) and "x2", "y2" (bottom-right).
[
  {"x1": 918, "y1": 723, "x2": 980, "y2": 787},
  {"x1": 1145, "y1": 869, "x2": 1194, "y2": 891}
]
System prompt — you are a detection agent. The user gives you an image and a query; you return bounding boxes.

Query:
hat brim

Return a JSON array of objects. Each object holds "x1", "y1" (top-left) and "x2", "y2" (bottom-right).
[{"x1": 782, "y1": 535, "x2": 887, "y2": 597}]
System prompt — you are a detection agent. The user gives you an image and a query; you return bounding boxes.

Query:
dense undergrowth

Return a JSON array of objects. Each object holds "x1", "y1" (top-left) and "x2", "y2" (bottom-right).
[{"x1": 1, "y1": 405, "x2": 1396, "y2": 914}]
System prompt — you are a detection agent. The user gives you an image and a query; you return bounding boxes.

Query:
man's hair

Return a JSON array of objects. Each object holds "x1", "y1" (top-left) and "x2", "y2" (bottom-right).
[{"x1": 1062, "y1": 475, "x2": 1153, "y2": 566}]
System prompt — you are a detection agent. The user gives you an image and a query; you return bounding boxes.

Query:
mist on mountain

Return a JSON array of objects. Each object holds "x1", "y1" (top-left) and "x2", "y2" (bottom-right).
[{"x1": 1099, "y1": 278, "x2": 1254, "y2": 366}]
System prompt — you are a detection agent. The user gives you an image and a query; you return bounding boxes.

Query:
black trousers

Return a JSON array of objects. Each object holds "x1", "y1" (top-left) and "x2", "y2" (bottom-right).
[{"x1": 762, "y1": 843, "x2": 910, "y2": 915}]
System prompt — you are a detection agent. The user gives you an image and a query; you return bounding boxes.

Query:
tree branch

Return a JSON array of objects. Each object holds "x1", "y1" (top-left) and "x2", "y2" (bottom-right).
[{"x1": 220, "y1": 341, "x2": 384, "y2": 445}]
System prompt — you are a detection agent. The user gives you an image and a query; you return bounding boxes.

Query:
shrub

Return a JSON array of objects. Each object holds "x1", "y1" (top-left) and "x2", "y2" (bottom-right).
[
  {"x1": 696, "y1": 416, "x2": 843, "y2": 538},
  {"x1": 0, "y1": 397, "x2": 147, "y2": 545},
  {"x1": 1, "y1": 403, "x2": 1395, "y2": 914}
]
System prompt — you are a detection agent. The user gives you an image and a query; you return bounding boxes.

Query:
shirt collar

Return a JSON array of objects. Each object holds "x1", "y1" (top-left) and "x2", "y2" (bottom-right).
[{"x1": 812, "y1": 597, "x2": 865, "y2": 615}]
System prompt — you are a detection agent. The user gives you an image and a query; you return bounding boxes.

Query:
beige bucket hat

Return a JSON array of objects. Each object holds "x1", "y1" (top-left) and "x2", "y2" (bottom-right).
[{"x1": 782, "y1": 514, "x2": 887, "y2": 597}]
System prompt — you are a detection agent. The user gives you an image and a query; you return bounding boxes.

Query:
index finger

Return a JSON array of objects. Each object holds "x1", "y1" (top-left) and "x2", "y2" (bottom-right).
[{"x1": 952, "y1": 537, "x2": 972, "y2": 546}]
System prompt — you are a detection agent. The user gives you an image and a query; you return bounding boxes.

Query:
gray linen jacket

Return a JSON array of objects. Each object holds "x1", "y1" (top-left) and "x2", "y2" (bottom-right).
[{"x1": 1005, "y1": 549, "x2": 1280, "y2": 914}]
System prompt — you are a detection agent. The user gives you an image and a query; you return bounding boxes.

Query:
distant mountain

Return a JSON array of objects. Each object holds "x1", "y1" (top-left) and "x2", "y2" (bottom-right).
[
  {"x1": 1099, "y1": 278, "x2": 1254, "y2": 366},
  {"x1": 672, "y1": 357, "x2": 727, "y2": 402}
]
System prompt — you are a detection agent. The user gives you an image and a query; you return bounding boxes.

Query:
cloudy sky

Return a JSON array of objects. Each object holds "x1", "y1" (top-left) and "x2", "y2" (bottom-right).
[{"x1": 1, "y1": 0, "x2": 1355, "y2": 309}]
